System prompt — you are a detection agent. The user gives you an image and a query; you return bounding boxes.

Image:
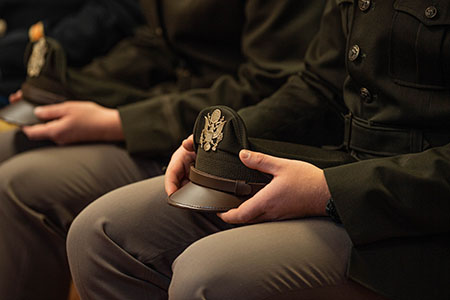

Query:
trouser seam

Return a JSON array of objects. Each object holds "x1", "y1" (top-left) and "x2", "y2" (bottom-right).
[
  {"x1": 5, "y1": 183, "x2": 66, "y2": 240},
  {"x1": 101, "y1": 223, "x2": 202, "y2": 300}
]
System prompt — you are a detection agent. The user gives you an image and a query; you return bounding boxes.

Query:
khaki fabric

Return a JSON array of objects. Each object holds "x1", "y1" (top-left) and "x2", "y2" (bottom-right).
[
  {"x1": 68, "y1": 176, "x2": 386, "y2": 300},
  {"x1": 0, "y1": 130, "x2": 163, "y2": 299}
]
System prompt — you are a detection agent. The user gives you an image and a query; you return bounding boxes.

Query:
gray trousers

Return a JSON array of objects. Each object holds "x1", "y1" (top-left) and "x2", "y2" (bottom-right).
[
  {"x1": 67, "y1": 176, "x2": 388, "y2": 300},
  {"x1": 0, "y1": 129, "x2": 163, "y2": 300}
]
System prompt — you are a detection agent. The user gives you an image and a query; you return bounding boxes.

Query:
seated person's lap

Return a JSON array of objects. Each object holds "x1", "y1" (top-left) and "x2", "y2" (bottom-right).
[{"x1": 68, "y1": 176, "x2": 386, "y2": 300}]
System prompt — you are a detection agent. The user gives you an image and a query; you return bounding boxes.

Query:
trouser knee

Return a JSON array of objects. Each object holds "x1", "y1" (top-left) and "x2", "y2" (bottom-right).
[
  {"x1": 0, "y1": 157, "x2": 47, "y2": 223},
  {"x1": 169, "y1": 243, "x2": 236, "y2": 300},
  {"x1": 0, "y1": 152, "x2": 56, "y2": 207},
  {"x1": 66, "y1": 206, "x2": 99, "y2": 272}
]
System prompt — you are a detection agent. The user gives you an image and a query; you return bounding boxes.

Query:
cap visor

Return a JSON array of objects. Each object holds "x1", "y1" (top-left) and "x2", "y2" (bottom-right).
[
  {"x1": 167, "y1": 182, "x2": 245, "y2": 212},
  {"x1": 0, "y1": 100, "x2": 41, "y2": 126}
]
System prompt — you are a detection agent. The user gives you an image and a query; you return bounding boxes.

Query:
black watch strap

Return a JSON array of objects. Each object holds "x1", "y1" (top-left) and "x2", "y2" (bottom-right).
[{"x1": 325, "y1": 197, "x2": 342, "y2": 224}]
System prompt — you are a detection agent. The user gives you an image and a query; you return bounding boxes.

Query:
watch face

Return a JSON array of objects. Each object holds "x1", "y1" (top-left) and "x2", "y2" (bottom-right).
[{"x1": 325, "y1": 198, "x2": 342, "y2": 224}]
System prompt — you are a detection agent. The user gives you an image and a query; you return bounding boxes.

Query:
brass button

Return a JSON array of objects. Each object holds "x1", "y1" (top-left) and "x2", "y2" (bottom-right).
[
  {"x1": 176, "y1": 68, "x2": 191, "y2": 78},
  {"x1": 425, "y1": 6, "x2": 437, "y2": 19},
  {"x1": 0, "y1": 19, "x2": 7, "y2": 37},
  {"x1": 358, "y1": 0, "x2": 371, "y2": 12},
  {"x1": 360, "y1": 87, "x2": 372, "y2": 103},
  {"x1": 154, "y1": 27, "x2": 163, "y2": 37},
  {"x1": 348, "y1": 45, "x2": 361, "y2": 62}
]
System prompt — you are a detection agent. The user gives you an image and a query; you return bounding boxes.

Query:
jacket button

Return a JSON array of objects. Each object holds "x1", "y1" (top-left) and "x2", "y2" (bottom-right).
[
  {"x1": 348, "y1": 45, "x2": 361, "y2": 62},
  {"x1": 176, "y1": 67, "x2": 191, "y2": 78},
  {"x1": 360, "y1": 87, "x2": 372, "y2": 103},
  {"x1": 425, "y1": 6, "x2": 437, "y2": 19},
  {"x1": 0, "y1": 19, "x2": 6, "y2": 37},
  {"x1": 358, "y1": 0, "x2": 371, "y2": 11},
  {"x1": 154, "y1": 27, "x2": 163, "y2": 37}
]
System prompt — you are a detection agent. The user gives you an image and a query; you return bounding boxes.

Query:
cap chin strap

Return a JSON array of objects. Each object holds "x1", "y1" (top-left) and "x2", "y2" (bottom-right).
[{"x1": 189, "y1": 165, "x2": 266, "y2": 196}]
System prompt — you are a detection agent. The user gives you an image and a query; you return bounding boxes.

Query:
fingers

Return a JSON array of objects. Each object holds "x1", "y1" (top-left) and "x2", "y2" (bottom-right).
[
  {"x1": 33, "y1": 103, "x2": 67, "y2": 121},
  {"x1": 22, "y1": 120, "x2": 61, "y2": 141},
  {"x1": 239, "y1": 150, "x2": 283, "y2": 175},
  {"x1": 9, "y1": 90, "x2": 23, "y2": 103},
  {"x1": 165, "y1": 136, "x2": 196, "y2": 195},
  {"x1": 218, "y1": 187, "x2": 274, "y2": 224},
  {"x1": 182, "y1": 135, "x2": 194, "y2": 151},
  {"x1": 218, "y1": 201, "x2": 264, "y2": 224},
  {"x1": 164, "y1": 148, "x2": 196, "y2": 196},
  {"x1": 164, "y1": 162, "x2": 183, "y2": 196},
  {"x1": 165, "y1": 150, "x2": 181, "y2": 195},
  {"x1": 219, "y1": 151, "x2": 281, "y2": 224}
]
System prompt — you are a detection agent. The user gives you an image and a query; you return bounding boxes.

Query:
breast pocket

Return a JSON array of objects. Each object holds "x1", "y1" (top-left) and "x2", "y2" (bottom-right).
[{"x1": 390, "y1": 0, "x2": 450, "y2": 89}]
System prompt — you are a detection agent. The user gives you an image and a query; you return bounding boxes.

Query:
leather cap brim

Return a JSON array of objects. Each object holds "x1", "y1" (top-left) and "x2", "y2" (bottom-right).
[
  {"x1": 0, "y1": 81, "x2": 68, "y2": 126},
  {"x1": 0, "y1": 100, "x2": 40, "y2": 126},
  {"x1": 167, "y1": 182, "x2": 245, "y2": 212}
]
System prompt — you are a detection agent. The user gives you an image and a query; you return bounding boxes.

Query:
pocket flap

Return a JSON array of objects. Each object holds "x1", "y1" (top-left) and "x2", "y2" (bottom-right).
[
  {"x1": 336, "y1": 0, "x2": 353, "y2": 5},
  {"x1": 394, "y1": 0, "x2": 450, "y2": 26}
]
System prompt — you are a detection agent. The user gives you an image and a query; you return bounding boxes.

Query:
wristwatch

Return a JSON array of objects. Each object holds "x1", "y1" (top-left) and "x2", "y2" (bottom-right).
[{"x1": 325, "y1": 197, "x2": 342, "y2": 224}]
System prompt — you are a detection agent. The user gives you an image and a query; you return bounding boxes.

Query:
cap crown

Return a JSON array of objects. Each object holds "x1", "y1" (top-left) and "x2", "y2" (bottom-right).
[
  {"x1": 23, "y1": 37, "x2": 70, "y2": 105},
  {"x1": 193, "y1": 106, "x2": 272, "y2": 185}
]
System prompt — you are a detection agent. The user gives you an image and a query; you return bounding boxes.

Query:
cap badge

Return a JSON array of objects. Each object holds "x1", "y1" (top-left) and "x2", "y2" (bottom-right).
[
  {"x1": 0, "y1": 19, "x2": 7, "y2": 37},
  {"x1": 27, "y1": 38, "x2": 47, "y2": 78},
  {"x1": 200, "y1": 109, "x2": 226, "y2": 152}
]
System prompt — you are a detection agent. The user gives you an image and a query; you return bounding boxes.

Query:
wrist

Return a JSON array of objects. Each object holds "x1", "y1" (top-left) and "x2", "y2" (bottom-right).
[
  {"x1": 312, "y1": 170, "x2": 332, "y2": 216},
  {"x1": 318, "y1": 170, "x2": 342, "y2": 223},
  {"x1": 102, "y1": 108, "x2": 124, "y2": 141}
]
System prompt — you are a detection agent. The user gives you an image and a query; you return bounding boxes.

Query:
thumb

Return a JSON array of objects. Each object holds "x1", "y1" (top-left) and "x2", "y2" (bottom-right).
[
  {"x1": 239, "y1": 150, "x2": 282, "y2": 175},
  {"x1": 9, "y1": 90, "x2": 23, "y2": 103},
  {"x1": 182, "y1": 135, "x2": 195, "y2": 152}
]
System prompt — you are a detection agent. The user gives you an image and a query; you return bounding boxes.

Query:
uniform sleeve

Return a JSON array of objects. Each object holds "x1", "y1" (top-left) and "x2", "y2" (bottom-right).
[
  {"x1": 239, "y1": 0, "x2": 349, "y2": 147},
  {"x1": 118, "y1": 0, "x2": 327, "y2": 157},
  {"x1": 44, "y1": 0, "x2": 144, "y2": 66},
  {"x1": 240, "y1": 0, "x2": 450, "y2": 247},
  {"x1": 324, "y1": 145, "x2": 450, "y2": 246}
]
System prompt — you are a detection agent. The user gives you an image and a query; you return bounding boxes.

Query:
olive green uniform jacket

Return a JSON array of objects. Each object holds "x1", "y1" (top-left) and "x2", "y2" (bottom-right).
[
  {"x1": 239, "y1": 1, "x2": 450, "y2": 300},
  {"x1": 66, "y1": 0, "x2": 326, "y2": 158}
]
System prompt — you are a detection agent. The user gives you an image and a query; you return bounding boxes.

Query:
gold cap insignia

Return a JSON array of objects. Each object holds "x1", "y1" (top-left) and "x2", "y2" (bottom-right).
[
  {"x1": 0, "y1": 19, "x2": 6, "y2": 37},
  {"x1": 200, "y1": 109, "x2": 226, "y2": 152},
  {"x1": 27, "y1": 38, "x2": 47, "y2": 78}
]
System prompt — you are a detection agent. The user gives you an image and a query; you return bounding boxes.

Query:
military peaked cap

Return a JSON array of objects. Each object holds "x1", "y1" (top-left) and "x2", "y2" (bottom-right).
[
  {"x1": 168, "y1": 105, "x2": 356, "y2": 212},
  {"x1": 0, "y1": 37, "x2": 69, "y2": 125}
]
